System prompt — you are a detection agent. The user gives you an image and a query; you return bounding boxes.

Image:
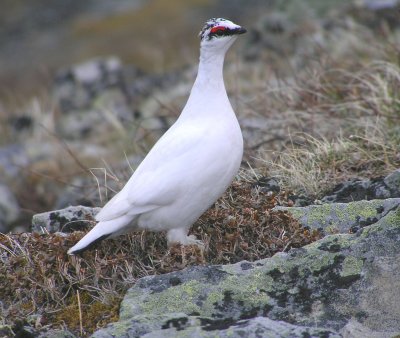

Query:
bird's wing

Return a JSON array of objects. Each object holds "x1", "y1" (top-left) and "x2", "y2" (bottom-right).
[
  {"x1": 96, "y1": 123, "x2": 208, "y2": 222},
  {"x1": 94, "y1": 182, "x2": 161, "y2": 222}
]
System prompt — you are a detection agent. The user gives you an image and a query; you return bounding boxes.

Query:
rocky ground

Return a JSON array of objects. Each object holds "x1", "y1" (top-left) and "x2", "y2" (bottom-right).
[
  {"x1": 92, "y1": 201, "x2": 400, "y2": 338},
  {"x1": 2, "y1": 171, "x2": 400, "y2": 337},
  {"x1": 1, "y1": 0, "x2": 400, "y2": 337}
]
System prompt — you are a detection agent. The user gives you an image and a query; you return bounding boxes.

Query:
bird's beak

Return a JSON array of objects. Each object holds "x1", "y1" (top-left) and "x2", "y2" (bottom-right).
[{"x1": 234, "y1": 27, "x2": 247, "y2": 35}]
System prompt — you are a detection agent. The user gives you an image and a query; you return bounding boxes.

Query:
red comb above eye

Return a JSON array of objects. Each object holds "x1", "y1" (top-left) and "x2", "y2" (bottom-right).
[{"x1": 210, "y1": 26, "x2": 227, "y2": 33}]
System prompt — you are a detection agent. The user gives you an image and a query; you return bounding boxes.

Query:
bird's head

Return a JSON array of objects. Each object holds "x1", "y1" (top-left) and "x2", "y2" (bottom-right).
[{"x1": 199, "y1": 18, "x2": 246, "y2": 53}]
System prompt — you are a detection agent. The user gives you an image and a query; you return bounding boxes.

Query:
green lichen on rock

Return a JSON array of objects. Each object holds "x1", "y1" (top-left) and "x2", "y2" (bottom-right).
[
  {"x1": 122, "y1": 280, "x2": 212, "y2": 318},
  {"x1": 359, "y1": 205, "x2": 400, "y2": 238},
  {"x1": 274, "y1": 198, "x2": 400, "y2": 233},
  {"x1": 340, "y1": 256, "x2": 364, "y2": 280},
  {"x1": 140, "y1": 317, "x2": 342, "y2": 338},
  {"x1": 121, "y1": 272, "x2": 271, "y2": 322},
  {"x1": 38, "y1": 329, "x2": 76, "y2": 338},
  {"x1": 92, "y1": 205, "x2": 400, "y2": 337},
  {"x1": 94, "y1": 313, "x2": 191, "y2": 338},
  {"x1": 31, "y1": 206, "x2": 100, "y2": 233}
]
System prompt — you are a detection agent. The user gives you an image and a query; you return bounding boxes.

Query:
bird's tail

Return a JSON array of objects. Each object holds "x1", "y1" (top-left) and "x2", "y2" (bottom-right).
[{"x1": 67, "y1": 217, "x2": 130, "y2": 255}]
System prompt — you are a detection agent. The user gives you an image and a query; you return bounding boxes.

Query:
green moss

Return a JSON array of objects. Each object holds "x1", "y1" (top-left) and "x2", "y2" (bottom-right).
[{"x1": 54, "y1": 291, "x2": 120, "y2": 335}]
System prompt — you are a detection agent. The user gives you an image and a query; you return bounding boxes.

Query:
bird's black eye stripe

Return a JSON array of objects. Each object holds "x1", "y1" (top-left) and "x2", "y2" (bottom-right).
[
  {"x1": 207, "y1": 27, "x2": 246, "y2": 40},
  {"x1": 199, "y1": 18, "x2": 246, "y2": 40},
  {"x1": 209, "y1": 27, "x2": 231, "y2": 39}
]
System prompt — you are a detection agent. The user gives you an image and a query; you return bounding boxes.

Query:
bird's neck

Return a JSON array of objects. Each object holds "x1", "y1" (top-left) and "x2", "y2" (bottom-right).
[
  {"x1": 178, "y1": 48, "x2": 230, "y2": 121},
  {"x1": 193, "y1": 49, "x2": 226, "y2": 90}
]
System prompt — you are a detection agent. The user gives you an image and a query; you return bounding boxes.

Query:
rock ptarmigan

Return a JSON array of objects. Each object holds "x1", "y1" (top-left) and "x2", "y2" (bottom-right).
[{"x1": 68, "y1": 18, "x2": 246, "y2": 255}]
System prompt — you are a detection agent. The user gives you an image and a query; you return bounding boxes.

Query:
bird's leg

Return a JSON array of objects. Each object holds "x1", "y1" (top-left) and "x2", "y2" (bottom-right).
[
  {"x1": 167, "y1": 228, "x2": 206, "y2": 266},
  {"x1": 166, "y1": 228, "x2": 204, "y2": 248}
]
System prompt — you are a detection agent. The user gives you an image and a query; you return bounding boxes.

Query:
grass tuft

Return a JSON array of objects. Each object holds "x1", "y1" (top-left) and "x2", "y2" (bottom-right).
[{"x1": 260, "y1": 61, "x2": 400, "y2": 198}]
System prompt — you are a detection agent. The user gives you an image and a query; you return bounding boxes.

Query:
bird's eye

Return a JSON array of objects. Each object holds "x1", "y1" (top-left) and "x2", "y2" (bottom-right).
[{"x1": 210, "y1": 26, "x2": 227, "y2": 37}]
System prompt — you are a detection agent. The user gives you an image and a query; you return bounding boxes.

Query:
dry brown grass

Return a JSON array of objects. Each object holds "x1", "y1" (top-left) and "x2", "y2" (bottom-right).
[
  {"x1": 0, "y1": 178, "x2": 320, "y2": 336},
  {"x1": 258, "y1": 60, "x2": 400, "y2": 198}
]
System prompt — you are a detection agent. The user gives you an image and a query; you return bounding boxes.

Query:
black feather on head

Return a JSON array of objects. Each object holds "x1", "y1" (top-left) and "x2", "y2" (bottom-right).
[
  {"x1": 199, "y1": 18, "x2": 246, "y2": 41},
  {"x1": 199, "y1": 18, "x2": 228, "y2": 40}
]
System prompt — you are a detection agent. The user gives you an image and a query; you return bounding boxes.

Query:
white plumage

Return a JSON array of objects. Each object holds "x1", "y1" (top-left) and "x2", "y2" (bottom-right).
[{"x1": 68, "y1": 18, "x2": 246, "y2": 255}]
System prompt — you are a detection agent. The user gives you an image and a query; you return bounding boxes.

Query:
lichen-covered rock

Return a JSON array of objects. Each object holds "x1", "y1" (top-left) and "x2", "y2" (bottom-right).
[
  {"x1": 31, "y1": 205, "x2": 100, "y2": 233},
  {"x1": 341, "y1": 319, "x2": 399, "y2": 338},
  {"x1": 56, "y1": 89, "x2": 134, "y2": 139},
  {"x1": 274, "y1": 198, "x2": 400, "y2": 234},
  {"x1": 322, "y1": 170, "x2": 400, "y2": 203},
  {"x1": 38, "y1": 329, "x2": 77, "y2": 338},
  {"x1": 52, "y1": 57, "x2": 135, "y2": 140},
  {"x1": 140, "y1": 317, "x2": 341, "y2": 338},
  {"x1": 54, "y1": 57, "x2": 125, "y2": 112},
  {"x1": 90, "y1": 205, "x2": 400, "y2": 337},
  {"x1": 384, "y1": 169, "x2": 400, "y2": 195}
]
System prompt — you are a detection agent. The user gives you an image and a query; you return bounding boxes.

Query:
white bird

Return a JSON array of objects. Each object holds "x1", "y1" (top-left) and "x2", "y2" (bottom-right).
[{"x1": 68, "y1": 18, "x2": 246, "y2": 255}]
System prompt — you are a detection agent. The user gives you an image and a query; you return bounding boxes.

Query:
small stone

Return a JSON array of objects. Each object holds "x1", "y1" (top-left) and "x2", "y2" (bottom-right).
[
  {"x1": 73, "y1": 60, "x2": 102, "y2": 84},
  {"x1": 38, "y1": 329, "x2": 77, "y2": 338},
  {"x1": 31, "y1": 206, "x2": 101, "y2": 234},
  {"x1": 384, "y1": 169, "x2": 400, "y2": 196},
  {"x1": 54, "y1": 56, "x2": 125, "y2": 106},
  {"x1": 321, "y1": 174, "x2": 398, "y2": 203},
  {"x1": 255, "y1": 177, "x2": 280, "y2": 193}
]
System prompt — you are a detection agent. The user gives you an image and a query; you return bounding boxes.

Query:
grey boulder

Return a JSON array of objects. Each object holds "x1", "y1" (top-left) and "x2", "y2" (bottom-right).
[
  {"x1": 322, "y1": 170, "x2": 400, "y2": 203},
  {"x1": 274, "y1": 198, "x2": 400, "y2": 234},
  {"x1": 91, "y1": 203, "x2": 400, "y2": 337}
]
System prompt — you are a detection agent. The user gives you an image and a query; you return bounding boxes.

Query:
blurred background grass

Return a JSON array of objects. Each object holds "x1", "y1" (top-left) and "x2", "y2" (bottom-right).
[{"x1": 0, "y1": 0, "x2": 347, "y2": 98}]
